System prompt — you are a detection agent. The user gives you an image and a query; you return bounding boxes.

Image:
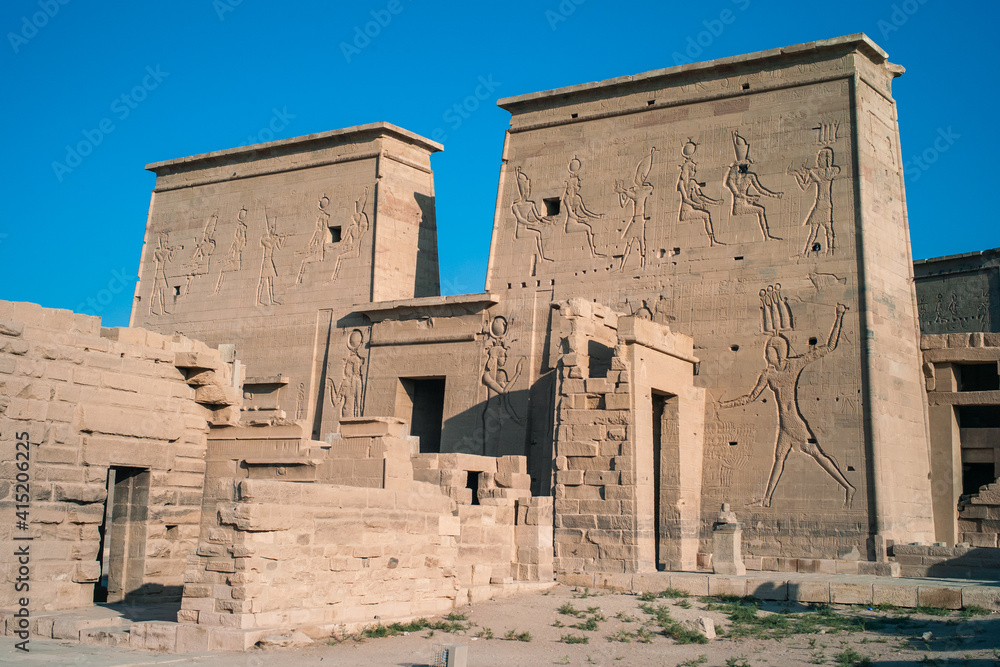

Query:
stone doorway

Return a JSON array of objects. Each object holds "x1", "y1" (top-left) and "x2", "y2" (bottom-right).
[{"x1": 95, "y1": 467, "x2": 150, "y2": 604}]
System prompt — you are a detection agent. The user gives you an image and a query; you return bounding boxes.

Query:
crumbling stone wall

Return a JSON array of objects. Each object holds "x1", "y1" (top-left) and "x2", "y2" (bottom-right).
[
  {"x1": 550, "y1": 299, "x2": 703, "y2": 576},
  {"x1": 178, "y1": 419, "x2": 553, "y2": 648},
  {"x1": 0, "y1": 300, "x2": 235, "y2": 611}
]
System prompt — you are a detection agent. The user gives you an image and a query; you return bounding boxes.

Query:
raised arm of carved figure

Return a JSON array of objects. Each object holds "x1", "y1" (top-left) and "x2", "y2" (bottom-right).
[
  {"x1": 802, "y1": 303, "x2": 849, "y2": 362},
  {"x1": 719, "y1": 371, "x2": 768, "y2": 409}
]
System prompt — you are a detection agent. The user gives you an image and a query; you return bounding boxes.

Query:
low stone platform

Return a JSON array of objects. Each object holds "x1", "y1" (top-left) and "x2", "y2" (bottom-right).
[
  {"x1": 1, "y1": 581, "x2": 555, "y2": 653},
  {"x1": 559, "y1": 571, "x2": 1000, "y2": 610}
]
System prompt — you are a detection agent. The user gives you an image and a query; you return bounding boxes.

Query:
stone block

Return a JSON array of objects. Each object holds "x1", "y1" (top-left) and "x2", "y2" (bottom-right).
[
  {"x1": 747, "y1": 578, "x2": 788, "y2": 601},
  {"x1": 917, "y1": 586, "x2": 962, "y2": 609},
  {"x1": 708, "y1": 576, "x2": 746, "y2": 597},
  {"x1": 873, "y1": 583, "x2": 918, "y2": 607},
  {"x1": 788, "y1": 581, "x2": 830, "y2": 603},
  {"x1": 830, "y1": 582, "x2": 872, "y2": 605},
  {"x1": 962, "y1": 586, "x2": 1000, "y2": 610}
]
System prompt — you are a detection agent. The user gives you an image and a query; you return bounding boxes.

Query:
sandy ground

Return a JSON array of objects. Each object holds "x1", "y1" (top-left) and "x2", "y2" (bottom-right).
[{"x1": 4, "y1": 584, "x2": 1000, "y2": 666}]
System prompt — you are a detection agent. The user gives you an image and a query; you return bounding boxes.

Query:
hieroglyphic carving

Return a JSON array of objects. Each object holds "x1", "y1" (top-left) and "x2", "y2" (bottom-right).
[
  {"x1": 328, "y1": 328, "x2": 366, "y2": 421},
  {"x1": 790, "y1": 147, "x2": 840, "y2": 256},
  {"x1": 212, "y1": 207, "x2": 249, "y2": 295},
  {"x1": 615, "y1": 148, "x2": 656, "y2": 270},
  {"x1": 719, "y1": 285, "x2": 854, "y2": 507},
  {"x1": 296, "y1": 195, "x2": 331, "y2": 285},
  {"x1": 814, "y1": 119, "x2": 840, "y2": 145},
  {"x1": 330, "y1": 188, "x2": 370, "y2": 282},
  {"x1": 560, "y1": 157, "x2": 604, "y2": 258},
  {"x1": 705, "y1": 421, "x2": 756, "y2": 494},
  {"x1": 184, "y1": 212, "x2": 218, "y2": 292},
  {"x1": 481, "y1": 315, "x2": 524, "y2": 454},
  {"x1": 148, "y1": 232, "x2": 178, "y2": 316},
  {"x1": 256, "y1": 211, "x2": 288, "y2": 306},
  {"x1": 676, "y1": 140, "x2": 725, "y2": 246},
  {"x1": 295, "y1": 382, "x2": 306, "y2": 421},
  {"x1": 511, "y1": 168, "x2": 554, "y2": 262},
  {"x1": 725, "y1": 132, "x2": 783, "y2": 241}
]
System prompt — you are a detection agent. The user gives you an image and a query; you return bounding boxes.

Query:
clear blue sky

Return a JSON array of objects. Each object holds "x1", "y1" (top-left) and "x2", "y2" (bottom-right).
[{"x1": 2, "y1": 0, "x2": 995, "y2": 327}]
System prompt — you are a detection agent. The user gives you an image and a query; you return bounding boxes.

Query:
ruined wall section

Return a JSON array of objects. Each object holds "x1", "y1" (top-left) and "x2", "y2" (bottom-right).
[
  {"x1": 131, "y1": 124, "x2": 441, "y2": 440},
  {"x1": 0, "y1": 300, "x2": 233, "y2": 611},
  {"x1": 485, "y1": 36, "x2": 929, "y2": 558}
]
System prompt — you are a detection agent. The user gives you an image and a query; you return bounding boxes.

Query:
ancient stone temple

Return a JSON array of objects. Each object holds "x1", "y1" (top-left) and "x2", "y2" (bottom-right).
[{"x1": 2, "y1": 33, "x2": 998, "y2": 651}]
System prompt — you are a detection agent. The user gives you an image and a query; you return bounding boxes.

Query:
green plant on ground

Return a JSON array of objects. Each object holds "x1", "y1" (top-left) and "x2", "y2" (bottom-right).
[
  {"x1": 552, "y1": 619, "x2": 564, "y2": 627},
  {"x1": 446, "y1": 612, "x2": 467, "y2": 622},
  {"x1": 676, "y1": 656, "x2": 707, "y2": 667},
  {"x1": 657, "y1": 587, "x2": 691, "y2": 599},
  {"x1": 606, "y1": 629, "x2": 634, "y2": 643},
  {"x1": 725, "y1": 658, "x2": 751, "y2": 667},
  {"x1": 502, "y1": 629, "x2": 532, "y2": 642},
  {"x1": 572, "y1": 617, "x2": 600, "y2": 632},
  {"x1": 559, "y1": 602, "x2": 585, "y2": 617},
  {"x1": 638, "y1": 591, "x2": 657, "y2": 602},
  {"x1": 835, "y1": 647, "x2": 873, "y2": 666},
  {"x1": 573, "y1": 587, "x2": 602, "y2": 599},
  {"x1": 586, "y1": 606, "x2": 606, "y2": 620},
  {"x1": 561, "y1": 633, "x2": 589, "y2": 644},
  {"x1": 810, "y1": 649, "x2": 825, "y2": 664},
  {"x1": 913, "y1": 605, "x2": 950, "y2": 617},
  {"x1": 636, "y1": 626, "x2": 655, "y2": 643},
  {"x1": 615, "y1": 611, "x2": 639, "y2": 622},
  {"x1": 475, "y1": 627, "x2": 494, "y2": 639},
  {"x1": 638, "y1": 603, "x2": 707, "y2": 644},
  {"x1": 960, "y1": 605, "x2": 990, "y2": 619},
  {"x1": 677, "y1": 599, "x2": 692, "y2": 609}
]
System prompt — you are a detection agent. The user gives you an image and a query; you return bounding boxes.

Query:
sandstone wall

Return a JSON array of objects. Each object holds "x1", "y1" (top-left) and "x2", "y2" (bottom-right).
[{"x1": 0, "y1": 300, "x2": 232, "y2": 611}]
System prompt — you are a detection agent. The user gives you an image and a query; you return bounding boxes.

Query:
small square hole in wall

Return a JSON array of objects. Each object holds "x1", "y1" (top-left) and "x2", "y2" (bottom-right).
[
  {"x1": 809, "y1": 337, "x2": 818, "y2": 346},
  {"x1": 165, "y1": 525, "x2": 179, "y2": 540},
  {"x1": 571, "y1": 113, "x2": 579, "y2": 119},
  {"x1": 329, "y1": 225, "x2": 342, "y2": 243},
  {"x1": 742, "y1": 83, "x2": 751, "y2": 90},
  {"x1": 544, "y1": 198, "x2": 561, "y2": 216},
  {"x1": 729, "y1": 442, "x2": 738, "y2": 447},
  {"x1": 173, "y1": 286, "x2": 180, "y2": 296}
]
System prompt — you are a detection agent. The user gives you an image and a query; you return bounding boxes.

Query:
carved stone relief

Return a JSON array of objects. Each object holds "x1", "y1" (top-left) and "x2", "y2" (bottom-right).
[
  {"x1": 719, "y1": 285, "x2": 854, "y2": 507},
  {"x1": 148, "y1": 232, "x2": 179, "y2": 316},
  {"x1": 790, "y1": 146, "x2": 840, "y2": 257},
  {"x1": 676, "y1": 140, "x2": 725, "y2": 246},
  {"x1": 327, "y1": 328, "x2": 367, "y2": 422},
  {"x1": 615, "y1": 148, "x2": 656, "y2": 271},
  {"x1": 212, "y1": 207, "x2": 249, "y2": 295},
  {"x1": 256, "y1": 211, "x2": 288, "y2": 307},
  {"x1": 330, "y1": 187, "x2": 371, "y2": 282},
  {"x1": 724, "y1": 131, "x2": 783, "y2": 241},
  {"x1": 559, "y1": 157, "x2": 605, "y2": 258},
  {"x1": 296, "y1": 195, "x2": 331, "y2": 285},
  {"x1": 481, "y1": 315, "x2": 525, "y2": 455},
  {"x1": 511, "y1": 168, "x2": 554, "y2": 263},
  {"x1": 183, "y1": 212, "x2": 218, "y2": 292}
]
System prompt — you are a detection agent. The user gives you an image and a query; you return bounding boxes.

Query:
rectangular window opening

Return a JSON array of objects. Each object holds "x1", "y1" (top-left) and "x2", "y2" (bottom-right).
[
  {"x1": 958, "y1": 363, "x2": 1000, "y2": 392},
  {"x1": 329, "y1": 225, "x2": 342, "y2": 243},
  {"x1": 544, "y1": 198, "x2": 561, "y2": 216}
]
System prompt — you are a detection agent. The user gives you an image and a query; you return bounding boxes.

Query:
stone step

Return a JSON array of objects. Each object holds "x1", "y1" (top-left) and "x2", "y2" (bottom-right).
[{"x1": 80, "y1": 625, "x2": 131, "y2": 647}]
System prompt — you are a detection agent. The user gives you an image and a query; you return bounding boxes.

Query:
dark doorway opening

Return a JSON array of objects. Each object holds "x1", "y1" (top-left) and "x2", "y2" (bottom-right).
[
  {"x1": 96, "y1": 466, "x2": 150, "y2": 604},
  {"x1": 397, "y1": 377, "x2": 446, "y2": 453},
  {"x1": 963, "y1": 462, "x2": 996, "y2": 496},
  {"x1": 466, "y1": 471, "x2": 480, "y2": 506}
]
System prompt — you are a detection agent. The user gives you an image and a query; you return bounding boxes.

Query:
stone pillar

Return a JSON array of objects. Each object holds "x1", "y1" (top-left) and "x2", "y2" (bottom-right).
[{"x1": 712, "y1": 504, "x2": 746, "y2": 576}]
